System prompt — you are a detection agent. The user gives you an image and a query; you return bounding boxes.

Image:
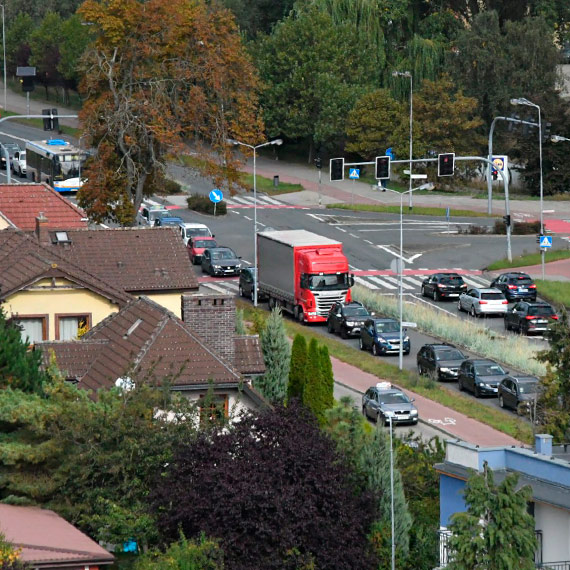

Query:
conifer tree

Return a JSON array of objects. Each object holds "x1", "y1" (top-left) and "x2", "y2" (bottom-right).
[
  {"x1": 255, "y1": 308, "x2": 290, "y2": 404},
  {"x1": 447, "y1": 463, "x2": 536, "y2": 570},
  {"x1": 287, "y1": 334, "x2": 307, "y2": 400},
  {"x1": 319, "y1": 344, "x2": 335, "y2": 411},
  {"x1": 0, "y1": 306, "x2": 47, "y2": 394},
  {"x1": 302, "y1": 338, "x2": 326, "y2": 423}
]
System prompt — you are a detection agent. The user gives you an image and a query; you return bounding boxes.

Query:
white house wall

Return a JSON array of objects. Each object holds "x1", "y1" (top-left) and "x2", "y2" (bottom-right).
[{"x1": 535, "y1": 502, "x2": 570, "y2": 564}]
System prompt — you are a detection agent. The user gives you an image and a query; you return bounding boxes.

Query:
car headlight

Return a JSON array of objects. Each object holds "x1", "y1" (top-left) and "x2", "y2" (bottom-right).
[
  {"x1": 439, "y1": 367, "x2": 450, "y2": 373},
  {"x1": 483, "y1": 383, "x2": 493, "y2": 389},
  {"x1": 213, "y1": 264, "x2": 222, "y2": 269},
  {"x1": 346, "y1": 321, "x2": 356, "y2": 326},
  {"x1": 383, "y1": 411, "x2": 395, "y2": 417},
  {"x1": 378, "y1": 338, "x2": 388, "y2": 344},
  {"x1": 236, "y1": 263, "x2": 241, "y2": 269},
  {"x1": 404, "y1": 336, "x2": 410, "y2": 343},
  {"x1": 410, "y1": 410, "x2": 418, "y2": 416}
]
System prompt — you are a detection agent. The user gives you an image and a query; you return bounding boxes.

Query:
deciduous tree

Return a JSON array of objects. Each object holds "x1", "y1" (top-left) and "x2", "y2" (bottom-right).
[
  {"x1": 150, "y1": 403, "x2": 377, "y2": 570},
  {"x1": 447, "y1": 463, "x2": 536, "y2": 570},
  {"x1": 78, "y1": 0, "x2": 263, "y2": 225}
]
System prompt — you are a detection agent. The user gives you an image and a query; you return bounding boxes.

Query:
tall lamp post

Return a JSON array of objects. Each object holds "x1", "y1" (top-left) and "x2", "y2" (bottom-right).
[
  {"x1": 0, "y1": 4, "x2": 6, "y2": 114},
  {"x1": 510, "y1": 97, "x2": 545, "y2": 279},
  {"x1": 226, "y1": 137, "x2": 283, "y2": 307},
  {"x1": 393, "y1": 71, "x2": 413, "y2": 209},
  {"x1": 382, "y1": 182, "x2": 434, "y2": 369}
]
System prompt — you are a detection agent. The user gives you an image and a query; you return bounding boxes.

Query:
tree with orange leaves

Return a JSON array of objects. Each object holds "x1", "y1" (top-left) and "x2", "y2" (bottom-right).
[{"x1": 77, "y1": 0, "x2": 263, "y2": 225}]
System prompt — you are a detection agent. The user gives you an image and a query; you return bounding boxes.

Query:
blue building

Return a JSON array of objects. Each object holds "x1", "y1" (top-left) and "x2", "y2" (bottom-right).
[{"x1": 436, "y1": 434, "x2": 570, "y2": 569}]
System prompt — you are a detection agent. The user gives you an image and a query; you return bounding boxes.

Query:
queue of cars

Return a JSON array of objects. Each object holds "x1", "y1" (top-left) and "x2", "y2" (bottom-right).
[{"x1": 0, "y1": 142, "x2": 27, "y2": 176}]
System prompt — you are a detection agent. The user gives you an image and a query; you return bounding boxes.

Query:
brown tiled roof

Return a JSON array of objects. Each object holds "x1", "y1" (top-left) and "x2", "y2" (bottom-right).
[
  {"x1": 0, "y1": 230, "x2": 131, "y2": 305},
  {"x1": 0, "y1": 183, "x2": 87, "y2": 230},
  {"x1": 0, "y1": 504, "x2": 114, "y2": 568},
  {"x1": 234, "y1": 336, "x2": 265, "y2": 375},
  {"x1": 39, "y1": 340, "x2": 108, "y2": 381},
  {"x1": 40, "y1": 297, "x2": 242, "y2": 394},
  {"x1": 45, "y1": 227, "x2": 199, "y2": 292}
]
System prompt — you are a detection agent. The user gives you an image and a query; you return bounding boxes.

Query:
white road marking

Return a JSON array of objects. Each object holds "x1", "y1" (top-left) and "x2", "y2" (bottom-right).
[
  {"x1": 354, "y1": 276, "x2": 379, "y2": 289},
  {"x1": 382, "y1": 275, "x2": 415, "y2": 290},
  {"x1": 367, "y1": 276, "x2": 397, "y2": 290}
]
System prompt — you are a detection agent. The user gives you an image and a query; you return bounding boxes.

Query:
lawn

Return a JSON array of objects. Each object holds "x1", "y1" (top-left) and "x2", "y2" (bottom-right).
[
  {"x1": 486, "y1": 249, "x2": 570, "y2": 270},
  {"x1": 239, "y1": 302, "x2": 533, "y2": 443},
  {"x1": 1, "y1": 110, "x2": 78, "y2": 138},
  {"x1": 327, "y1": 202, "x2": 495, "y2": 218}
]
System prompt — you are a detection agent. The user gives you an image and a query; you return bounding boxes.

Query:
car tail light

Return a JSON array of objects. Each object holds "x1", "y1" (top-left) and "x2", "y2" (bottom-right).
[
  {"x1": 479, "y1": 300, "x2": 488, "y2": 304},
  {"x1": 437, "y1": 284, "x2": 446, "y2": 288},
  {"x1": 529, "y1": 284, "x2": 536, "y2": 289},
  {"x1": 551, "y1": 315, "x2": 559, "y2": 320},
  {"x1": 525, "y1": 315, "x2": 535, "y2": 320},
  {"x1": 502, "y1": 300, "x2": 508, "y2": 304},
  {"x1": 507, "y1": 285, "x2": 517, "y2": 290}
]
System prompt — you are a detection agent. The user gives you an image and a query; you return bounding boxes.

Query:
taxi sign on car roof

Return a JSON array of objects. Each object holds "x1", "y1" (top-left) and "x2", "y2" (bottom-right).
[{"x1": 376, "y1": 382, "x2": 392, "y2": 391}]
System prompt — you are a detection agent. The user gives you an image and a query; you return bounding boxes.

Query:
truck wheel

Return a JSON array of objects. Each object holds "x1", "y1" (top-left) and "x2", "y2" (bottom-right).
[
  {"x1": 295, "y1": 306, "x2": 304, "y2": 324},
  {"x1": 268, "y1": 296, "x2": 275, "y2": 309}
]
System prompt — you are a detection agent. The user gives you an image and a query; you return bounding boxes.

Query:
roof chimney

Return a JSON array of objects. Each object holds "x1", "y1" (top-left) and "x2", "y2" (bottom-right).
[
  {"x1": 35, "y1": 212, "x2": 50, "y2": 245},
  {"x1": 535, "y1": 434, "x2": 553, "y2": 456}
]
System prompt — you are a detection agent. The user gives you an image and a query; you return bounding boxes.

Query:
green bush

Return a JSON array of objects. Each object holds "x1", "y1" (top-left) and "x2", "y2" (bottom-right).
[
  {"x1": 493, "y1": 220, "x2": 541, "y2": 235},
  {"x1": 186, "y1": 194, "x2": 227, "y2": 215},
  {"x1": 161, "y1": 178, "x2": 183, "y2": 195}
]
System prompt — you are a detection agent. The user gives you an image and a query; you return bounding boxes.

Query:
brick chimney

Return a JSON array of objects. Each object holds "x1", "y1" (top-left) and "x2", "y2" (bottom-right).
[
  {"x1": 181, "y1": 294, "x2": 235, "y2": 364},
  {"x1": 35, "y1": 212, "x2": 50, "y2": 245}
]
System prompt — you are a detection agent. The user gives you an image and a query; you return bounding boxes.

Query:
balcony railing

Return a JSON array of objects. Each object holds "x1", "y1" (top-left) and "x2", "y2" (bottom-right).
[{"x1": 537, "y1": 563, "x2": 570, "y2": 570}]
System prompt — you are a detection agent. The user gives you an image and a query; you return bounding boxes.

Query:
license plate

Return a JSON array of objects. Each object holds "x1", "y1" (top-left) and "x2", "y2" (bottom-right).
[
  {"x1": 537, "y1": 319, "x2": 547, "y2": 324},
  {"x1": 352, "y1": 327, "x2": 361, "y2": 333},
  {"x1": 448, "y1": 293, "x2": 459, "y2": 297},
  {"x1": 519, "y1": 288, "x2": 528, "y2": 292}
]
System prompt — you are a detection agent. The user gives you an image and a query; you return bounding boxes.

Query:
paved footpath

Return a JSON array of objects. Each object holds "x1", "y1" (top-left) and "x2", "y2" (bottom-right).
[{"x1": 330, "y1": 356, "x2": 523, "y2": 447}]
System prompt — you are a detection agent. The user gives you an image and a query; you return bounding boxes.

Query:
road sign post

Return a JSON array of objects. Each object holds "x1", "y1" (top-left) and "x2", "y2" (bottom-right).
[
  {"x1": 209, "y1": 188, "x2": 223, "y2": 216},
  {"x1": 349, "y1": 168, "x2": 359, "y2": 206}
]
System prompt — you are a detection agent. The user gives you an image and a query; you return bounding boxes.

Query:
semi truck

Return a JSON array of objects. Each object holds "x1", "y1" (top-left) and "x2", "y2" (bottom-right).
[{"x1": 257, "y1": 230, "x2": 354, "y2": 324}]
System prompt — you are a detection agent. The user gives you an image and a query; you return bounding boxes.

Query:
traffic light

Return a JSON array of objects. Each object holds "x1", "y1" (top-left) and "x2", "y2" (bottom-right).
[
  {"x1": 21, "y1": 76, "x2": 34, "y2": 93},
  {"x1": 314, "y1": 156, "x2": 322, "y2": 169},
  {"x1": 438, "y1": 153, "x2": 455, "y2": 176},
  {"x1": 42, "y1": 108, "x2": 59, "y2": 131},
  {"x1": 536, "y1": 234, "x2": 544, "y2": 244},
  {"x1": 375, "y1": 156, "x2": 390, "y2": 180},
  {"x1": 330, "y1": 158, "x2": 344, "y2": 181},
  {"x1": 541, "y1": 121, "x2": 552, "y2": 143},
  {"x1": 503, "y1": 215, "x2": 511, "y2": 227}
]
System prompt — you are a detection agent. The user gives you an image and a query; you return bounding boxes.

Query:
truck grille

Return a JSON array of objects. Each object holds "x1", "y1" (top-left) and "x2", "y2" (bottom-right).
[{"x1": 314, "y1": 291, "x2": 347, "y2": 317}]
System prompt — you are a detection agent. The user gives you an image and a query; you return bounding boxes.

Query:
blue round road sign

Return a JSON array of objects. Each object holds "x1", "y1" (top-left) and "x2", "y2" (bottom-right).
[{"x1": 209, "y1": 189, "x2": 223, "y2": 203}]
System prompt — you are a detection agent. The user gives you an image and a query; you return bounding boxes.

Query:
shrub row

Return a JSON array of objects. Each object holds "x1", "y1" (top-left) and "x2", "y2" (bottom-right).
[
  {"x1": 353, "y1": 285, "x2": 546, "y2": 377},
  {"x1": 458, "y1": 220, "x2": 541, "y2": 235},
  {"x1": 186, "y1": 194, "x2": 227, "y2": 215}
]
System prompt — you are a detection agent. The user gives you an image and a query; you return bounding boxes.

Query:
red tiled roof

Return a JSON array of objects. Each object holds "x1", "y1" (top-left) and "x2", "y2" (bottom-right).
[
  {"x1": 0, "y1": 504, "x2": 114, "y2": 567},
  {"x1": 46, "y1": 227, "x2": 199, "y2": 292},
  {"x1": 0, "y1": 183, "x2": 87, "y2": 230}
]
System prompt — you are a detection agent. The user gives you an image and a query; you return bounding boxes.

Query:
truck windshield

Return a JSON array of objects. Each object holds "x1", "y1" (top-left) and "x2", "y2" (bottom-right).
[{"x1": 307, "y1": 273, "x2": 349, "y2": 290}]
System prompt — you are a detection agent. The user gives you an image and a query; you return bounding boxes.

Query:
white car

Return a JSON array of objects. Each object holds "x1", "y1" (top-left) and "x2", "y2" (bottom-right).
[
  {"x1": 12, "y1": 150, "x2": 26, "y2": 176},
  {"x1": 457, "y1": 288, "x2": 508, "y2": 317},
  {"x1": 178, "y1": 222, "x2": 213, "y2": 246}
]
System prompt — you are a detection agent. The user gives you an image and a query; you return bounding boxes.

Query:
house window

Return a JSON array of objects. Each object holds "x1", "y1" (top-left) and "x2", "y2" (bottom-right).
[
  {"x1": 56, "y1": 314, "x2": 91, "y2": 340},
  {"x1": 12, "y1": 315, "x2": 48, "y2": 344},
  {"x1": 199, "y1": 394, "x2": 229, "y2": 426}
]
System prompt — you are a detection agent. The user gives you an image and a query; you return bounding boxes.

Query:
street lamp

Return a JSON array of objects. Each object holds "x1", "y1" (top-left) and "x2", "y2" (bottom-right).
[
  {"x1": 0, "y1": 4, "x2": 6, "y2": 114},
  {"x1": 510, "y1": 97, "x2": 545, "y2": 279},
  {"x1": 551, "y1": 134, "x2": 570, "y2": 143},
  {"x1": 381, "y1": 181, "x2": 434, "y2": 369},
  {"x1": 226, "y1": 137, "x2": 283, "y2": 307},
  {"x1": 393, "y1": 71, "x2": 413, "y2": 209}
]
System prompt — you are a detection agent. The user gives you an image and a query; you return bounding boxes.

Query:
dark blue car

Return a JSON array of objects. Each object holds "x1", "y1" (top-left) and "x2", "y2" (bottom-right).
[{"x1": 359, "y1": 318, "x2": 410, "y2": 356}]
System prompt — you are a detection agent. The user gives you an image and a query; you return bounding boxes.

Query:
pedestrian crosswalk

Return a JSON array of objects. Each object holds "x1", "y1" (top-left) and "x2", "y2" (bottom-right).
[
  {"x1": 226, "y1": 194, "x2": 307, "y2": 209},
  {"x1": 198, "y1": 272, "x2": 492, "y2": 296}
]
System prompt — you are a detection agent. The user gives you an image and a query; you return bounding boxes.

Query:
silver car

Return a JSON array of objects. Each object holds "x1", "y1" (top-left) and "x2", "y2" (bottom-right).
[
  {"x1": 457, "y1": 288, "x2": 508, "y2": 317},
  {"x1": 362, "y1": 382, "x2": 418, "y2": 425}
]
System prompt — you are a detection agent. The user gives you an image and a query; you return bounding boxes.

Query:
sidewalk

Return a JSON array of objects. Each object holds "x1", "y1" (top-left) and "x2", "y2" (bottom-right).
[
  {"x1": 330, "y1": 356, "x2": 523, "y2": 447},
  {"x1": 0, "y1": 81, "x2": 79, "y2": 128}
]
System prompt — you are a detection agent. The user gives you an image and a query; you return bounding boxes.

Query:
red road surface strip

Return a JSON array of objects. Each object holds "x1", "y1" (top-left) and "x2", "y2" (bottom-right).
[
  {"x1": 330, "y1": 356, "x2": 523, "y2": 447},
  {"x1": 544, "y1": 218, "x2": 570, "y2": 234},
  {"x1": 227, "y1": 204, "x2": 309, "y2": 209}
]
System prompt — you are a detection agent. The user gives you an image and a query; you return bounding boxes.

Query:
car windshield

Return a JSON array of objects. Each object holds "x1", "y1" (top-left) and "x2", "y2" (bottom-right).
[
  {"x1": 20, "y1": 152, "x2": 26, "y2": 159},
  {"x1": 186, "y1": 228, "x2": 210, "y2": 237},
  {"x1": 375, "y1": 321, "x2": 400, "y2": 333},
  {"x1": 528, "y1": 306, "x2": 554, "y2": 316},
  {"x1": 518, "y1": 381, "x2": 538, "y2": 394},
  {"x1": 436, "y1": 349, "x2": 464, "y2": 361},
  {"x1": 481, "y1": 292, "x2": 504, "y2": 300},
  {"x1": 475, "y1": 363, "x2": 505, "y2": 376},
  {"x1": 211, "y1": 249, "x2": 237, "y2": 260},
  {"x1": 343, "y1": 306, "x2": 369, "y2": 317},
  {"x1": 161, "y1": 219, "x2": 182, "y2": 226},
  {"x1": 441, "y1": 276, "x2": 463, "y2": 285},
  {"x1": 379, "y1": 392, "x2": 410, "y2": 404},
  {"x1": 308, "y1": 273, "x2": 350, "y2": 290},
  {"x1": 193, "y1": 240, "x2": 216, "y2": 249},
  {"x1": 149, "y1": 210, "x2": 168, "y2": 221}
]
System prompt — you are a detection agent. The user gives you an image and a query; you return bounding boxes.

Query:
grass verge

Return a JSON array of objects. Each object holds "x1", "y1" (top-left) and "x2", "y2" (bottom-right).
[
  {"x1": 486, "y1": 249, "x2": 570, "y2": 270},
  {"x1": 327, "y1": 202, "x2": 495, "y2": 218},
  {"x1": 1, "y1": 110, "x2": 78, "y2": 138},
  {"x1": 534, "y1": 280, "x2": 570, "y2": 309},
  {"x1": 354, "y1": 286, "x2": 546, "y2": 377},
  {"x1": 239, "y1": 301, "x2": 533, "y2": 443}
]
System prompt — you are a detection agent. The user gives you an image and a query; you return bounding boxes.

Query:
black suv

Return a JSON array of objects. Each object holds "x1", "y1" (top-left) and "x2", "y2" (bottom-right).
[
  {"x1": 416, "y1": 344, "x2": 467, "y2": 381},
  {"x1": 421, "y1": 273, "x2": 467, "y2": 301},
  {"x1": 458, "y1": 359, "x2": 508, "y2": 397},
  {"x1": 504, "y1": 301, "x2": 558, "y2": 335},
  {"x1": 498, "y1": 375, "x2": 538, "y2": 412},
  {"x1": 490, "y1": 272, "x2": 536, "y2": 302},
  {"x1": 327, "y1": 301, "x2": 370, "y2": 338}
]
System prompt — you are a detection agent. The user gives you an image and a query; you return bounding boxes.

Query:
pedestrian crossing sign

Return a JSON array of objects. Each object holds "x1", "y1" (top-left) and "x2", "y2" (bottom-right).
[
  {"x1": 349, "y1": 168, "x2": 360, "y2": 179},
  {"x1": 540, "y1": 235, "x2": 552, "y2": 248}
]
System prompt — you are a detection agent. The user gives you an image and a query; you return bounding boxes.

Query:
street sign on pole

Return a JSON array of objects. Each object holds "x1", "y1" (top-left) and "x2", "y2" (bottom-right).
[
  {"x1": 209, "y1": 189, "x2": 223, "y2": 216},
  {"x1": 349, "y1": 168, "x2": 360, "y2": 179},
  {"x1": 539, "y1": 235, "x2": 552, "y2": 248}
]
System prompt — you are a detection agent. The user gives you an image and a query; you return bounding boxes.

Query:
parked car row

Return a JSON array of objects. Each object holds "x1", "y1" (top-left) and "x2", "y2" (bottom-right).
[{"x1": 0, "y1": 142, "x2": 26, "y2": 176}]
